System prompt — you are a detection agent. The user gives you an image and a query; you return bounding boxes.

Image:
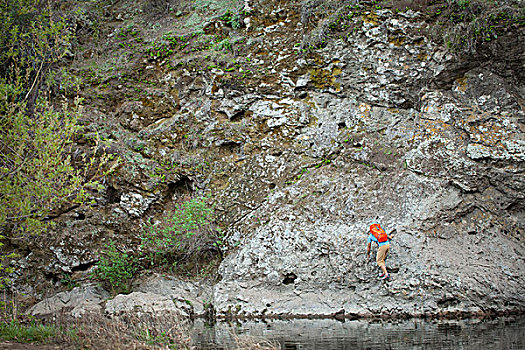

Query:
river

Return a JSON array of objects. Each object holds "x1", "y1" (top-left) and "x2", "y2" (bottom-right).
[{"x1": 190, "y1": 316, "x2": 525, "y2": 349}]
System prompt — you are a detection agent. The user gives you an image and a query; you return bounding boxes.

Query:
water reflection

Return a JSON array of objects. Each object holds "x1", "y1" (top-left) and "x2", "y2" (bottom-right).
[{"x1": 191, "y1": 316, "x2": 525, "y2": 349}]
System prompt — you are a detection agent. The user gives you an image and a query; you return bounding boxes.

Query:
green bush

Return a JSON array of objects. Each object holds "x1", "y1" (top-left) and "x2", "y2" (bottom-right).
[
  {"x1": 140, "y1": 197, "x2": 223, "y2": 275},
  {"x1": 94, "y1": 240, "x2": 138, "y2": 295},
  {"x1": 0, "y1": 0, "x2": 117, "y2": 287},
  {"x1": 0, "y1": 0, "x2": 110, "y2": 236},
  {"x1": 0, "y1": 0, "x2": 73, "y2": 90}
]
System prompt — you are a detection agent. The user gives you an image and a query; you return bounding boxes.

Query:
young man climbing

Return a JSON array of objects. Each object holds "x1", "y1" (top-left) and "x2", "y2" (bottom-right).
[{"x1": 366, "y1": 224, "x2": 395, "y2": 280}]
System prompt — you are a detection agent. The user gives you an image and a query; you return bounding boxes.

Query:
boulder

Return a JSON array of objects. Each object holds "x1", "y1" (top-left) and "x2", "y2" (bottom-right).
[{"x1": 28, "y1": 284, "x2": 109, "y2": 318}]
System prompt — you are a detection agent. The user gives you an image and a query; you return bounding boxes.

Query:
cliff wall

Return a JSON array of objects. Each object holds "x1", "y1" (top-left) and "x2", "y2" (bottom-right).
[{"x1": 14, "y1": 0, "x2": 525, "y2": 318}]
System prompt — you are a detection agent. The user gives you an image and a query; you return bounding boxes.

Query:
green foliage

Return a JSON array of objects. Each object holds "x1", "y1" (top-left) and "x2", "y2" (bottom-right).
[
  {"x1": 0, "y1": 0, "x2": 117, "y2": 252},
  {"x1": 140, "y1": 197, "x2": 223, "y2": 274},
  {"x1": 315, "y1": 158, "x2": 332, "y2": 168},
  {"x1": 0, "y1": 239, "x2": 17, "y2": 289},
  {"x1": 455, "y1": 0, "x2": 470, "y2": 10},
  {"x1": 59, "y1": 273, "x2": 79, "y2": 290},
  {"x1": 1, "y1": 311, "x2": 191, "y2": 348},
  {"x1": 146, "y1": 33, "x2": 190, "y2": 60},
  {"x1": 93, "y1": 198, "x2": 223, "y2": 288},
  {"x1": 0, "y1": 0, "x2": 118, "y2": 286},
  {"x1": 213, "y1": 38, "x2": 232, "y2": 52},
  {"x1": 0, "y1": 0, "x2": 73, "y2": 88},
  {"x1": 0, "y1": 319, "x2": 57, "y2": 344},
  {"x1": 2, "y1": 94, "x2": 84, "y2": 233},
  {"x1": 137, "y1": 328, "x2": 178, "y2": 348},
  {"x1": 94, "y1": 240, "x2": 138, "y2": 295},
  {"x1": 219, "y1": 10, "x2": 242, "y2": 29}
]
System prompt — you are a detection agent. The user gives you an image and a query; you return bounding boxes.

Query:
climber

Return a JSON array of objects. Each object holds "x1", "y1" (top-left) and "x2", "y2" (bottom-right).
[{"x1": 366, "y1": 224, "x2": 395, "y2": 280}]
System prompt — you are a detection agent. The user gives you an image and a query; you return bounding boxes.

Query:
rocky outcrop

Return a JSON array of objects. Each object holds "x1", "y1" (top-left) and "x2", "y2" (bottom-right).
[
  {"x1": 29, "y1": 274, "x2": 212, "y2": 319},
  {"x1": 133, "y1": 275, "x2": 213, "y2": 317},
  {"x1": 29, "y1": 284, "x2": 109, "y2": 318},
  {"x1": 210, "y1": 3, "x2": 525, "y2": 318},
  {"x1": 15, "y1": 0, "x2": 525, "y2": 319}
]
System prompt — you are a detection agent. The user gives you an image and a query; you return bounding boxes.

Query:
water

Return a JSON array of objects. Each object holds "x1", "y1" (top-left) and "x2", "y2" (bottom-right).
[{"x1": 190, "y1": 316, "x2": 525, "y2": 349}]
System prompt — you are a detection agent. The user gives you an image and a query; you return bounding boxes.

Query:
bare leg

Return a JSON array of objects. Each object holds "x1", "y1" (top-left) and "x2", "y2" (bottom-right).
[{"x1": 376, "y1": 245, "x2": 390, "y2": 277}]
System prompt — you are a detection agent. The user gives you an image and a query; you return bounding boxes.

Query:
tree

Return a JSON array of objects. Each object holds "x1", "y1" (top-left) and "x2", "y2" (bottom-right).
[{"x1": 0, "y1": 0, "x2": 114, "y2": 287}]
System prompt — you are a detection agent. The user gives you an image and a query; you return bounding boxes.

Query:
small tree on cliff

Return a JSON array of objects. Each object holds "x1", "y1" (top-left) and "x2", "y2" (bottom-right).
[{"x1": 0, "y1": 0, "x2": 114, "y2": 288}]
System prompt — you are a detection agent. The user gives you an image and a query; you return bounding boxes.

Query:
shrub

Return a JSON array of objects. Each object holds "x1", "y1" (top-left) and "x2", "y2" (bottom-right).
[
  {"x1": 94, "y1": 240, "x2": 138, "y2": 295},
  {"x1": 140, "y1": 197, "x2": 223, "y2": 275},
  {"x1": 0, "y1": 0, "x2": 117, "y2": 286}
]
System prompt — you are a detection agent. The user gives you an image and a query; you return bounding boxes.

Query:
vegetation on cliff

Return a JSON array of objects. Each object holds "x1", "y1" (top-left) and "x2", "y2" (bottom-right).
[
  {"x1": 0, "y1": 0, "x2": 115, "y2": 288},
  {"x1": 95, "y1": 196, "x2": 223, "y2": 294}
]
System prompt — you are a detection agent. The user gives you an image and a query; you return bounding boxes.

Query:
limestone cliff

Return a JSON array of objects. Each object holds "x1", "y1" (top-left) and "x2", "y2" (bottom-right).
[{"x1": 10, "y1": 0, "x2": 525, "y2": 318}]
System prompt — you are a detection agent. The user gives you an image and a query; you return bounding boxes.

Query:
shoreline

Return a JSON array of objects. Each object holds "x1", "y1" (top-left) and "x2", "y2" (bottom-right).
[{"x1": 209, "y1": 308, "x2": 525, "y2": 322}]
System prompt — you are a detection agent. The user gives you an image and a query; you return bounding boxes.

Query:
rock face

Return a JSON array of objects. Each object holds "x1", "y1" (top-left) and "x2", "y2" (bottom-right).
[
  {"x1": 29, "y1": 284, "x2": 109, "y2": 318},
  {"x1": 14, "y1": 0, "x2": 525, "y2": 318},
  {"x1": 29, "y1": 275, "x2": 212, "y2": 319},
  {"x1": 210, "y1": 3, "x2": 525, "y2": 318},
  {"x1": 133, "y1": 275, "x2": 212, "y2": 318}
]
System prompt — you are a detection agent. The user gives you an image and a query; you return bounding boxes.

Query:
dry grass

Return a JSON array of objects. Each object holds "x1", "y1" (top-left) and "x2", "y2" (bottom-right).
[
  {"x1": 51, "y1": 312, "x2": 282, "y2": 350},
  {"x1": 49, "y1": 311, "x2": 193, "y2": 349},
  {"x1": 1, "y1": 291, "x2": 280, "y2": 350},
  {"x1": 232, "y1": 333, "x2": 280, "y2": 350}
]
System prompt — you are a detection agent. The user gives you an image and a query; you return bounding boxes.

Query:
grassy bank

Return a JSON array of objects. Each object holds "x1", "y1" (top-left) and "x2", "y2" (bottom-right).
[{"x1": 0, "y1": 311, "x2": 279, "y2": 349}]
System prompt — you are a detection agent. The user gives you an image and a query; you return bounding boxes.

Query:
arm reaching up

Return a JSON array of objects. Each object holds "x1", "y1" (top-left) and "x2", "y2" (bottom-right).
[{"x1": 388, "y1": 229, "x2": 397, "y2": 240}]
